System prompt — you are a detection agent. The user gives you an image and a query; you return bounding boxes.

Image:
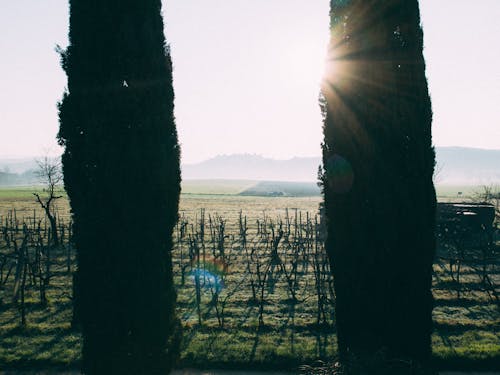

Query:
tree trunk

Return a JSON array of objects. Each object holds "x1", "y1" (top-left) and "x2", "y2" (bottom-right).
[
  {"x1": 58, "y1": 1, "x2": 181, "y2": 373},
  {"x1": 322, "y1": 0, "x2": 436, "y2": 365}
]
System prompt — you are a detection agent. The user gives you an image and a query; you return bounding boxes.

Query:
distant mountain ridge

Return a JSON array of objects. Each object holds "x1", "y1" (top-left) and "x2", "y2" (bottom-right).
[
  {"x1": 182, "y1": 154, "x2": 320, "y2": 182},
  {"x1": 1, "y1": 147, "x2": 499, "y2": 186},
  {"x1": 183, "y1": 147, "x2": 500, "y2": 185},
  {"x1": 435, "y1": 147, "x2": 500, "y2": 185}
]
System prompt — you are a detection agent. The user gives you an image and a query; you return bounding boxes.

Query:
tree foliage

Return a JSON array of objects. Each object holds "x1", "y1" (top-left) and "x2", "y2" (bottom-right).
[
  {"x1": 58, "y1": 1, "x2": 181, "y2": 373},
  {"x1": 321, "y1": 0, "x2": 436, "y2": 366}
]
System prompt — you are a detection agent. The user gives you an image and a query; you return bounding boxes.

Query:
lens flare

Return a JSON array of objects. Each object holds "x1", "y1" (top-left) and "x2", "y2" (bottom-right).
[
  {"x1": 190, "y1": 256, "x2": 228, "y2": 293},
  {"x1": 326, "y1": 154, "x2": 354, "y2": 193}
]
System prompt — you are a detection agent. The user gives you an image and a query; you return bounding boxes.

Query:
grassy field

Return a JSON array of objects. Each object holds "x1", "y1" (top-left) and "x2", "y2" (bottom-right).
[
  {"x1": 239, "y1": 181, "x2": 320, "y2": 197},
  {"x1": 0, "y1": 185, "x2": 499, "y2": 372},
  {"x1": 435, "y1": 185, "x2": 486, "y2": 201},
  {"x1": 181, "y1": 180, "x2": 258, "y2": 195}
]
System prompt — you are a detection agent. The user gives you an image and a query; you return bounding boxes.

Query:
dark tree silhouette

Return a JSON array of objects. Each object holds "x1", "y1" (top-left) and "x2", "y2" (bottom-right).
[
  {"x1": 321, "y1": 0, "x2": 436, "y2": 368},
  {"x1": 57, "y1": 1, "x2": 181, "y2": 373}
]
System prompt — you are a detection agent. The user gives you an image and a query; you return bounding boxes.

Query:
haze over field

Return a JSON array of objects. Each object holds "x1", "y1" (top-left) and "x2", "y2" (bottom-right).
[{"x1": 2, "y1": 147, "x2": 500, "y2": 187}]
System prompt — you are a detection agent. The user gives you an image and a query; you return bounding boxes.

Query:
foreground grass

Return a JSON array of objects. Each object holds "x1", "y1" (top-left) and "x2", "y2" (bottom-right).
[
  {"x1": 1, "y1": 258, "x2": 498, "y2": 371},
  {"x1": 0, "y1": 308, "x2": 498, "y2": 371}
]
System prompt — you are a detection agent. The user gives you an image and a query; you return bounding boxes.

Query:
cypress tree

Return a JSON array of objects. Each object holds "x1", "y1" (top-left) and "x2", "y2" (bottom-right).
[
  {"x1": 321, "y1": 0, "x2": 436, "y2": 368},
  {"x1": 57, "y1": 1, "x2": 181, "y2": 373}
]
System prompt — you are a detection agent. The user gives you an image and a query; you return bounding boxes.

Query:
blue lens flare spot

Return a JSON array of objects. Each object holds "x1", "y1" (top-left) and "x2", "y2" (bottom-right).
[
  {"x1": 189, "y1": 257, "x2": 227, "y2": 294},
  {"x1": 326, "y1": 154, "x2": 354, "y2": 193}
]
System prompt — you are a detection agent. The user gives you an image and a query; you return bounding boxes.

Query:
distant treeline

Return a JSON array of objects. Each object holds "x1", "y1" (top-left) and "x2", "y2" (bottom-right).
[{"x1": 0, "y1": 170, "x2": 38, "y2": 186}]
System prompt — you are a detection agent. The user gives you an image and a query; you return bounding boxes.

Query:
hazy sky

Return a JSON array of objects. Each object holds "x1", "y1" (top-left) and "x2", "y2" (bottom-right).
[{"x1": 1, "y1": 0, "x2": 499, "y2": 163}]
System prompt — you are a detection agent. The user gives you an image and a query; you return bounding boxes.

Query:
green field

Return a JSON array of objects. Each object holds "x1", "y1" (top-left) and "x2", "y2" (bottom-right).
[
  {"x1": 0, "y1": 185, "x2": 499, "y2": 372},
  {"x1": 435, "y1": 185, "x2": 486, "y2": 201},
  {"x1": 0, "y1": 187, "x2": 65, "y2": 200},
  {"x1": 181, "y1": 179, "x2": 258, "y2": 195}
]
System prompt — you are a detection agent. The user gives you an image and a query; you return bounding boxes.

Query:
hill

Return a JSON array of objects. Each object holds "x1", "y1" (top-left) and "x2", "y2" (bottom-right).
[
  {"x1": 182, "y1": 154, "x2": 320, "y2": 182},
  {"x1": 183, "y1": 147, "x2": 500, "y2": 185},
  {"x1": 1, "y1": 147, "x2": 499, "y2": 186},
  {"x1": 435, "y1": 147, "x2": 500, "y2": 185}
]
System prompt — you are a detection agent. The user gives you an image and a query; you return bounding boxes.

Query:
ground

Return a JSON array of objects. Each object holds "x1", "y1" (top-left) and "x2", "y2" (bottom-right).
[{"x1": 0, "y1": 183, "x2": 498, "y2": 372}]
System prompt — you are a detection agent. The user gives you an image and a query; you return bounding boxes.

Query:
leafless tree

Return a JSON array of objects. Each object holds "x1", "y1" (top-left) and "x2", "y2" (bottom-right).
[
  {"x1": 32, "y1": 156, "x2": 63, "y2": 304},
  {"x1": 472, "y1": 185, "x2": 500, "y2": 222},
  {"x1": 33, "y1": 156, "x2": 63, "y2": 247}
]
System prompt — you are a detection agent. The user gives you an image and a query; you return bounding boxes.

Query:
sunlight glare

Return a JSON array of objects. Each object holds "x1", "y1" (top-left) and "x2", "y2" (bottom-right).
[{"x1": 284, "y1": 38, "x2": 328, "y2": 88}]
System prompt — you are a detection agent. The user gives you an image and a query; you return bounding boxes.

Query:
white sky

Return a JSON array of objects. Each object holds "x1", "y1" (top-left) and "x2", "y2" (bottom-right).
[{"x1": 0, "y1": 0, "x2": 499, "y2": 163}]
